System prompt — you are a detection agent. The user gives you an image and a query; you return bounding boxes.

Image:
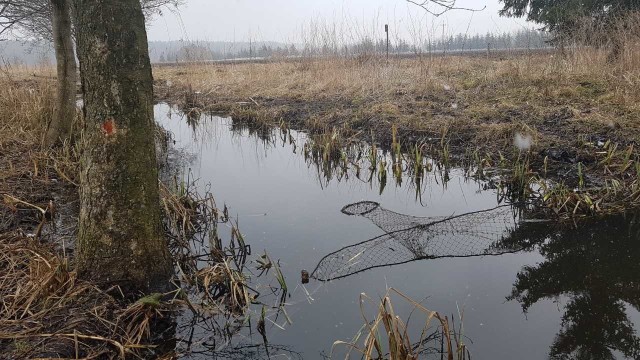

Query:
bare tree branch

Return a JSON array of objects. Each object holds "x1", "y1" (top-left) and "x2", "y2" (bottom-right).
[
  {"x1": 0, "y1": 0, "x2": 51, "y2": 39},
  {"x1": 406, "y1": 0, "x2": 486, "y2": 16},
  {"x1": 0, "y1": 0, "x2": 183, "y2": 40}
]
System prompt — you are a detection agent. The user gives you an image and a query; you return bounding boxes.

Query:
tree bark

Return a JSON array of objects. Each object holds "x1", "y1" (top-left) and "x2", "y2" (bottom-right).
[
  {"x1": 45, "y1": 0, "x2": 77, "y2": 147},
  {"x1": 73, "y1": 0, "x2": 172, "y2": 293}
]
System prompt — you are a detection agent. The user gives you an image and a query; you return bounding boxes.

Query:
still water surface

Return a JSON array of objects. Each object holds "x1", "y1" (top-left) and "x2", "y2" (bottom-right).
[{"x1": 155, "y1": 103, "x2": 640, "y2": 359}]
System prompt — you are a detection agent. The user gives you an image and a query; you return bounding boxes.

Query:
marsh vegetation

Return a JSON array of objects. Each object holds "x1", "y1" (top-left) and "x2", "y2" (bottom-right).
[{"x1": 1, "y1": 3, "x2": 640, "y2": 359}]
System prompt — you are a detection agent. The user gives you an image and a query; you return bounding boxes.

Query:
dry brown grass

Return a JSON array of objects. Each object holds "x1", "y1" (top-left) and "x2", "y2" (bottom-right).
[
  {"x1": 156, "y1": 57, "x2": 441, "y2": 101},
  {"x1": 333, "y1": 288, "x2": 469, "y2": 360},
  {"x1": 0, "y1": 232, "x2": 162, "y2": 358},
  {"x1": 0, "y1": 69, "x2": 60, "y2": 231},
  {"x1": 159, "y1": 180, "x2": 255, "y2": 316}
]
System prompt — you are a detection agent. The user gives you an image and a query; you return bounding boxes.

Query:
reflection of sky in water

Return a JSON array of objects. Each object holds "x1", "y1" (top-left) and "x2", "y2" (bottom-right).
[{"x1": 155, "y1": 104, "x2": 639, "y2": 359}]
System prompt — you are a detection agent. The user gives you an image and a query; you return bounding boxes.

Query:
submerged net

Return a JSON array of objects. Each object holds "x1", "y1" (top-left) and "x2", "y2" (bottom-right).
[{"x1": 311, "y1": 201, "x2": 523, "y2": 281}]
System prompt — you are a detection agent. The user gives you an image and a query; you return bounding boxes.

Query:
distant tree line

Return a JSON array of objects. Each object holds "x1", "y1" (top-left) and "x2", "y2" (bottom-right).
[
  {"x1": 429, "y1": 28, "x2": 549, "y2": 52},
  {"x1": 154, "y1": 28, "x2": 549, "y2": 63},
  {"x1": 157, "y1": 42, "x2": 301, "y2": 62}
]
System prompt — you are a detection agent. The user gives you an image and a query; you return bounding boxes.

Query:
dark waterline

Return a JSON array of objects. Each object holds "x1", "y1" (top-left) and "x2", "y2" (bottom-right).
[{"x1": 155, "y1": 103, "x2": 640, "y2": 359}]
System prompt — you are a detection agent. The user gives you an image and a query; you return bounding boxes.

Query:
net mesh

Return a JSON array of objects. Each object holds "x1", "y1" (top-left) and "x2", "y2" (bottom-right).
[{"x1": 311, "y1": 201, "x2": 523, "y2": 281}]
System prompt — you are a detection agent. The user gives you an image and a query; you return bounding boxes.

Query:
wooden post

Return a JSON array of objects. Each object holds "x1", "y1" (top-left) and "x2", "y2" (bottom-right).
[
  {"x1": 385, "y1": 24, "x2": 389, "y2": 62},
  {"x1": 442, "y1": 23, "x2": 446, "y2": 56}
]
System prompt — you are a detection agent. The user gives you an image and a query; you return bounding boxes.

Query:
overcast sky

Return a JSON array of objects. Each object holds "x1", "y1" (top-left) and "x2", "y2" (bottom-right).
[{"x1": 147, "y1": 0, "x2": 536, "y2": 43}]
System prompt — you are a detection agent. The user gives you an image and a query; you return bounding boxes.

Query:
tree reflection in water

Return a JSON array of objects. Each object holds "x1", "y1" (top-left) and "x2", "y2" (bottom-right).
[
  {"x1": 508, "y1": 212, "x2": 640, "y2": 359},
  {"x1": 312, "y1": 202, "x2": 640, "y2": 358}
]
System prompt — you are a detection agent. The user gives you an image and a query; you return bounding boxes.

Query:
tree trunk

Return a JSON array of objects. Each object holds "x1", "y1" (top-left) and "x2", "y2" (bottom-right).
[
  {"x1": 73, "y1": 0, "x2": 172, "y2": 294},
  {"x1": 46, "y1": 0, "x2": 77, "y2": 147}
]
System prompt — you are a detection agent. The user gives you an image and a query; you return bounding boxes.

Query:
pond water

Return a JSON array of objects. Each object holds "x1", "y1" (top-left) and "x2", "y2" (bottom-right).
[{"x1": 155, "y1": 103, "x2": 640, "y2": 359}]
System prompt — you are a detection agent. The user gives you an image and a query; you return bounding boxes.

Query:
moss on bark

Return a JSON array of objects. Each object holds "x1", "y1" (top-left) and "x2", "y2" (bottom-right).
[{"x1": 74, "y1": 0, "x2": 172, "y2": 293}]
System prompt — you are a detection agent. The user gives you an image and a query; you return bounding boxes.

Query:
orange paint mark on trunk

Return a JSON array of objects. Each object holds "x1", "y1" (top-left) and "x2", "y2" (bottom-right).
[{"x1": 102, "y1": 118, "x2": 116, "y2": 136}]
